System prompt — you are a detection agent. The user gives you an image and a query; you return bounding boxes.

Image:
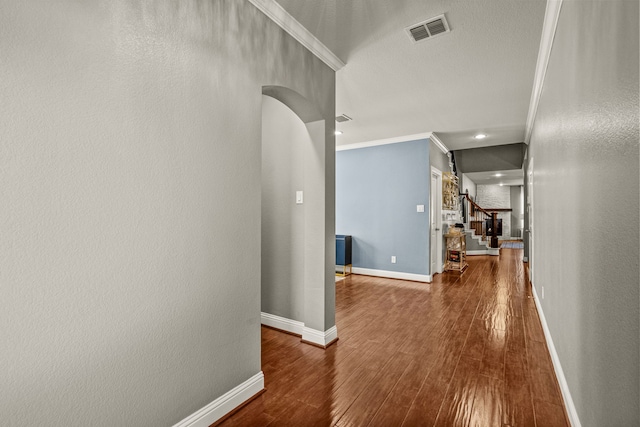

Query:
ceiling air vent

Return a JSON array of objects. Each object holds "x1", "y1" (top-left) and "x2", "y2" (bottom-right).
[
  {"x1": 406, "y1": 14, "x2": 450, "y2": 43},
  {"x1": 335, "y1": 114, "x2": 352, "y2": 123}
]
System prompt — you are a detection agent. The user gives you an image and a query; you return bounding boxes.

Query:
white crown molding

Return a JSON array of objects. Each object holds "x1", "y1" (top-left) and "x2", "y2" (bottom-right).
[
  {"x1": 351, "y1": 267, "x2": 432, "y2": 283},
  {"x1": 336, "y1": 132, "x2": 437, "y2": 152},
  {"x1": 302, "y1": 325, "x2": 339, "y2": 347},
  {"x1": 248, "y1": 0, "x2": 345, "y2": 71},
  {"x1": 532, "y1": 285, "x2": 581, "y2": 427},
  {"x1": 261, "y1": 312, "x2": 304, "y2": 336},
  {"x1": 172, "y1": 372, "x2": 264, "y2": 427},
  {"x1": 524, "y1": 0, "x2": 564, "y2": 145},
  {"x1": 429, "y1": 132, "x2": 450, "y2": 154}
]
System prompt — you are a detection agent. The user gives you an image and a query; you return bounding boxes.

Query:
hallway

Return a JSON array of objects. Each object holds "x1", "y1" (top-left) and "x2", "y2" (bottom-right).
[{"x1": 220, "y1": 249, "x2": 569, "y2": 426}]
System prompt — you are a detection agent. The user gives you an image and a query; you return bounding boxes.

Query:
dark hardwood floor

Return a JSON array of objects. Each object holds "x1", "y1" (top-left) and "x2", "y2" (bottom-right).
[{"x1": 218, "y1": 249, "x2": 570, "y2": 427}]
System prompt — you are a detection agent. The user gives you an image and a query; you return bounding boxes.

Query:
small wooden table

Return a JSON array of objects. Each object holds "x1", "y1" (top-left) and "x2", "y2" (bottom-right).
[{"x1": 444, "y1": 232, "x2": 468, "y2": 273}]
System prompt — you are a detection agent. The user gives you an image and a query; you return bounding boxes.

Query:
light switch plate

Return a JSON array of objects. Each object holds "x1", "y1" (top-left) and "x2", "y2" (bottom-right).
[{"x1": 296, "y1": 191, "x2": 303, "y2": 204}]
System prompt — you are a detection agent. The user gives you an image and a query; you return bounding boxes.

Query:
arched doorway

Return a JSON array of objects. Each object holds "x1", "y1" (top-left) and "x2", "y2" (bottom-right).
[{"x1": 260, "y1": 86, "x2": 337, "y2": 347}]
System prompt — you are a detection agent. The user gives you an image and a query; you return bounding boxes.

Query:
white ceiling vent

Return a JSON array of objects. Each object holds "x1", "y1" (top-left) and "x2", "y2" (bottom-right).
[
  {"x1": 406, "y1": 14, "x2": 450, "y2": 43},
  {"x1": 335, "y1": 114, "x2": 352, "y2": 123}
]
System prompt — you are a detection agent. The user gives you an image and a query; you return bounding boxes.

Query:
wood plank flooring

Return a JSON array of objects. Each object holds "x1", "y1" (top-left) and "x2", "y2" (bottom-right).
[{"x1": 218, "y1": 249, "x2": 570, "y2": 427}]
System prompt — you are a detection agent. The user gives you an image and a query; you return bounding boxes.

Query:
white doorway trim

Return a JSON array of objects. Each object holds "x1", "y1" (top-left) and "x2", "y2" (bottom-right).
[
  {"x1": 527, "y1": 157, "x2": 534, "y2": 284},
  {"x1": 430, "y1": 167, "x2": 443, "y2": 276}
]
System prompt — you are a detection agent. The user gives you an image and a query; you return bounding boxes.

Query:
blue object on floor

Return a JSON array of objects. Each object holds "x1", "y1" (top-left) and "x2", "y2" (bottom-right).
[{"x1": 336, "y1": 235, "x2": 352, "y2": 266}]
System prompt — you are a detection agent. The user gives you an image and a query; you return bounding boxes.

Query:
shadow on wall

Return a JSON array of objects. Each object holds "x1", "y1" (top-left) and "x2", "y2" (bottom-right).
[{"x1": 351, "y1": 237, "x2": 374, "y2": 269}]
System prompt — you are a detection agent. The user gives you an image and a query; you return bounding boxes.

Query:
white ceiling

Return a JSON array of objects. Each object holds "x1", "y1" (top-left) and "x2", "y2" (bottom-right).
[{"x1": 275, "y1": 0, "x2": 547, "y2": 152}]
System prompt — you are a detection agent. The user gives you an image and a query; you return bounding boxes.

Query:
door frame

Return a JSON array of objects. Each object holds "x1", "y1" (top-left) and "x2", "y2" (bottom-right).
[
  {"x1": 430, "y1": 167, "x2": 443, "y2": 276},
  {"x1": 527, "y1": 157, "x2": 534, "y2": 284}
]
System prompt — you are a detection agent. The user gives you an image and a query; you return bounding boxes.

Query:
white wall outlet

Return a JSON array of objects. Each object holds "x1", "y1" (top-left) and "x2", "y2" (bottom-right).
[
  {"x1": 416, "y1": 204, "x2": 425, "y2": 212},
  {"x1": 296, "y1": 191, "x2": 303, "y2": 204},
  {"x1": 391, "y1": 256, "x2": 396, "y2": 263}
]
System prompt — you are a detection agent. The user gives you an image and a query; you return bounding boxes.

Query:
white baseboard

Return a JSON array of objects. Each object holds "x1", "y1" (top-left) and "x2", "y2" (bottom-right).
[
  {"x1": 172, "y1": 372, "x2": 264, "y2": 427},
  {"x1": 260, "y1": 312, "x2": 304, "y2": 336},
  {"x1": 532, "y1": 286, "x2": 581, "y2": 427},
  {"x1": 302, "y1": 325, "x2": 338, "y2": 347},
  {"x1": 351, "y1": 267, "x2": 431, "y2": 283},
  {"x1": 261, "y1": 313, "x2": 338, "y2": 347},
  {"x1": 466, "y1": 249, "x2": 500, "y2": 256},
  {"x1": 467, "y1": 250, "x2": 490, "y2": 255}
]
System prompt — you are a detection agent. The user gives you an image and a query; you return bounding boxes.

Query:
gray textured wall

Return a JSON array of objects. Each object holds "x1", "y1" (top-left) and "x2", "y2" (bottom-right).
[
  {"x1": 429, "y1": 140, "x2": 450, "y2": 174},
  {"x1": 529, "y1": 1, "x2": 639, "y2": 425},
  {"x1": 0, "y1": 0, "x2": 334, "y2": 425},
  {"x1": 461, "y1": 174, "x2": 477, "y2": 200},
  {"x1": 454, "y1": 143, "x2": 525, "y2": 173}
]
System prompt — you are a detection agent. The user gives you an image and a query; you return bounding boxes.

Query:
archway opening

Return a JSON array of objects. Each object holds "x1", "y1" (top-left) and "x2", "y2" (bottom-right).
[{"x1": 260, "y1": 86, "x2": 336, "y2": 347}]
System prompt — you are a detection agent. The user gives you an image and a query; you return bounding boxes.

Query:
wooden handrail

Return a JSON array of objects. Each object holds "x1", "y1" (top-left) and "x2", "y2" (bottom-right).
[
  {"x1": 482, "y1": 208, "x2": 513, "y2": 212},
  {"x1": 460, "y1": 193, "x2": 490, "y2": 216}
]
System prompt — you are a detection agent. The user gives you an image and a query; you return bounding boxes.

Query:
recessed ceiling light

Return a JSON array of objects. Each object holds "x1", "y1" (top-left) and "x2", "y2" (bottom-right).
[
  {"x1": 499, "y1": 183, "x2": 504, "y2": 186},
  {"x1": 494, "y1": 173, "x2": 503, "y2": 177},
  {"x1": 475, "y1": 134, "x2": 487, "y2": 140},
  {"x1": 335, "y1": 130, "x2": 343, "y2": 135}
]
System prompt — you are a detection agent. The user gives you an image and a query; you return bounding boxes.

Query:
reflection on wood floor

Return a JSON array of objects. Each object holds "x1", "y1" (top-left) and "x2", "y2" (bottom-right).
[{"x1": 218, "y1": 249, "x2": 569, "y2": 427}]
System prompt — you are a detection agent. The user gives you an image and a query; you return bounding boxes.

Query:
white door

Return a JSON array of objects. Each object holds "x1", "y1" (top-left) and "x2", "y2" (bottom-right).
[{"x1": 430, "y1": 169, "x2": 443, "y2": 275}]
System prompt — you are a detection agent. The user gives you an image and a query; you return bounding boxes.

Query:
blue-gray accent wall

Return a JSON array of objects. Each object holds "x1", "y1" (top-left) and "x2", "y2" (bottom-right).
[{"x1": 336, "y1": 139, "x2": 430, "y2": 275}]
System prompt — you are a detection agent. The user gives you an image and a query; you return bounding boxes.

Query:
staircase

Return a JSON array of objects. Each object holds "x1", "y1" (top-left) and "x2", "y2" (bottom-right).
[
  {"x1": 463, "y1": 227, "x2": 500, "y2": 256},
  {"x1": 459, "y1": 193, "x2": 503, "y2": 256}
]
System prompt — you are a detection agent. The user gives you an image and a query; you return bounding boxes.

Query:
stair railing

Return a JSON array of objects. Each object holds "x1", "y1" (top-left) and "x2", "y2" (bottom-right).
[{"x1": 459, "y1": 193, "x2": 500, "y2": 249}]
